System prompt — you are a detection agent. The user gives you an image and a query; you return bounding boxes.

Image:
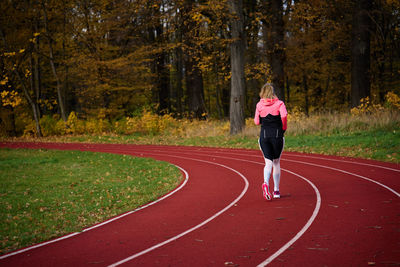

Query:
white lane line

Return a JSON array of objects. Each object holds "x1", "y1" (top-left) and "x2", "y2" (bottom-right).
[
  {"x1": 149, "y1": 150, "x2": 400, "y2": 265},
  {"x1": 257, "y1": 168, "x2": 321, "y2": 267},
  {"x1": 0, "y1": 164, "x2": 189, "y2": 260},
  {"x1": 0, "y1": 232, "x2": 81, "y2": 260},
  {"x1": 284, "y1": 154, "x2": 400, "y2": 173},
  {"x1": 115, "y1": 150, "x2": 321, "y2": 267},
  {"x1": 166, "y1": 150, "x2": 400, "y2": 197},
  {"x1": 179, "y1": 148, "x2": 400, "y2": 173},
  {"x1": 107, "y1": 154, "x2": 249, "y2": 267},
  {"x1": 83, "y1": 165, "x2": 189, "y2": 232},
  {"x1": 283, "y1": 159, "x2": 400, "y2": 198}
]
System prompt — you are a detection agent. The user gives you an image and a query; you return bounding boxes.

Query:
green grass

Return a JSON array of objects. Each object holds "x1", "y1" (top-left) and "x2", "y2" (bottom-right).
[
  {"x1": 0, "y1": 148, "x2": 182, "y2": 255},
  {"x1": 284, "y1": 129, "x2": 399, "y2": 161},
  {"x1": 28, "y1": 126, "x2": 398, "y2": 162}
]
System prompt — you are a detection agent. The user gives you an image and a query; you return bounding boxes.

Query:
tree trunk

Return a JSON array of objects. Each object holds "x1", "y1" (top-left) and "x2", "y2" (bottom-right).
[
  {"x1": 351, "y1": 0, "x2": 372, "y2": 107},
  {"x1": 156, "y1": 47, "x2": 170, "y2": 114},
  {"x1": 229, "y1": 0, "x2": 246, "y2": 135},
  {"x1": 42, "y1": 0, "x2": 67, "y2": 121},
  {"x1": 62, "y1": 0, "x2": 69, "y2": 115},
  {"x1": 185, "y1": 56, "x2": 207, "y2": 119},
  {"x1": 175, "y1": 45, "x2": 183, "y2": 115},
  {"x1": 172, "y1": 4, "x2": 184, "y2": 116},
  {"x1": 16, "y1": 69, "x2": 43, "y2": 137},
  {"x1": 264, "y1": 0, "x2": 285, "y2": 101},
  {"x1": 183, "y1": 0, "x2": 207, "y2": 119},
  {"x1": 303, "y1": 74, "x2": 309, "y2": 117},
  {"x1": 245, "y1": 0, "x2": 262, "y2": 115},
  {"x1": 0, "y1": 28, "x2": 42, "y2": 137},
  {"x1": 285, "y1": 76, "x2": 290, "y2": 103},
  {"x1": 155, "y1": 9, "x2": 170, "y2": 114},
  {"x1": 33, "y1": 18, "x2": 42, "y2": 117}
]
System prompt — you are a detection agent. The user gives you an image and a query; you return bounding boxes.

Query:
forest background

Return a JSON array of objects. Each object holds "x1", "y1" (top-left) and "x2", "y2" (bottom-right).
[{"x1": 0, "y1": 0, "x2": 399, "y2": 138}]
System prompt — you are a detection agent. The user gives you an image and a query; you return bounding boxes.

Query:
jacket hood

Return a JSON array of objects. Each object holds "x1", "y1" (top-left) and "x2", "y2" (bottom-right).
[{"x1": 260, "y1": 98, "x2": 279, "y2": 106}]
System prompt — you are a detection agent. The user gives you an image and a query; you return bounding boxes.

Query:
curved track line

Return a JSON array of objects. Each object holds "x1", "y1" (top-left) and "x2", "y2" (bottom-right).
[
  {"x1": 161, "y1": 149, "x2": 400, "y2": 197},
  {"x1": 120, "y1": 149, "x2": 322, "y2": 267},
  {"x1": 62, "y1": 145, "x2": 399, "y2": 266},
  {"x1": 283, "y1": 159, "x2": 400, "y2": 197},
  {"x1": 148, "y1": 149, "x2": 400, "y2": 265},
  {"x1": 0, "y1": 164, "x2": 189, "y2": 260},
  {"x1": 257, "y1": 169, "x2": 321, "y2": 267},
  {"x1": 284, "y1": 154, "x2": 400, "y2": 172},
  {"x1": 163, "y1": 149, "x2": 400, "y2": 172},
  {"x1": 192, "y1": 149, "x2": 399, "y2": 173},
  {"x1": 107, "y1": 154, "x2": 249, "y2": 267},
  {"x1": 2, "y1": 144, "x2": 396, "y2": 266}
]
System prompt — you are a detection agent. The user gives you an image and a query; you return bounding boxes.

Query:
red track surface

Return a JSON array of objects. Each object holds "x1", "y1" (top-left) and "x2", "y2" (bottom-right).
[{"x1": 1, "y1": 142, "x2": 399, "y2": 266}]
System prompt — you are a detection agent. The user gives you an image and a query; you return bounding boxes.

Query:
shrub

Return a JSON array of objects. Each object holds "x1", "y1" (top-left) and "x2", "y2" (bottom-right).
[
  {"x1": 349, "y1": 91, "x2": 399, "y2": 116},
  {"x1": 85, "y1": 118, "x2": 111, "y2": 134},
  {"x1": 113, "y1": 118, "x2": 129, "y2": 135},
  {"x1": 40, "y1": 115, "x2": 59, "y2": 136},
  {"x1": 23, "y1": 120, "x2": 36, "y2": 137},
  {"x1": 141, "y1": 110, "x2": 160, "y2": 134},
  {"x1": 350, "y1": 96, "x2": 384, "y2": 115},
  {"x1": 386, "y1": 91, "x2": 400, "y2": 110},
  {"x1": 66, "y1": 112, "x2": 85, "y2": 134}
]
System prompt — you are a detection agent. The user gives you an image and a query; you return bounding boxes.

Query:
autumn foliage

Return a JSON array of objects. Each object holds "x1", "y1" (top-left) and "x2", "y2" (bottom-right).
[{"x1": 1, "y1": 0, "x2": 399, "y2": 137}]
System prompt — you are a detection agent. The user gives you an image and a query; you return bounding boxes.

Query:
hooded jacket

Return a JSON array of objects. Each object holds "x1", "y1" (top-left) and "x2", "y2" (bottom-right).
[{"x1": 254, "y1": 98, "x2": 287, "y2": 137}]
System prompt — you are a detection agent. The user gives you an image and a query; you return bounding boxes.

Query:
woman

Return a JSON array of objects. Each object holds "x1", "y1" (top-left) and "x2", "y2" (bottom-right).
[{"x1": 254, "y1": 83, "x2": 287, "y2": 200}]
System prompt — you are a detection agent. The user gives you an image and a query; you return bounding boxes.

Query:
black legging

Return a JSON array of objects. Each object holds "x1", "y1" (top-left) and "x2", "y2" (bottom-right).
[{"x1": 258, "y1": 134, "x2": 284, "y2": 161}]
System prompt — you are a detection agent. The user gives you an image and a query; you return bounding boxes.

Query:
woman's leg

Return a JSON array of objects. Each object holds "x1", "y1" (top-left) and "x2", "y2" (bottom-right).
[
  {"x1": 264, "y1": 157, "x2": 273, "y2": 185},
  {"x1": 272, "y1": 137, "x2": 285, "y2": 197},
  {"x1": 272, "y1": 158, "x2": 281, "y2": 192},
  {"x1": 259, "y1": 137, "x2": 273, "y2": 185},
  {"x1": 259, "y1": 137, "x2": 273, "y2": 200}
]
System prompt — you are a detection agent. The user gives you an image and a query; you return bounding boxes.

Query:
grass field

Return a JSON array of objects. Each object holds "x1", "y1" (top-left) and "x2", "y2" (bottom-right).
[{"x1": 0, "y1": 148, "x2": 182, "y2": 255}]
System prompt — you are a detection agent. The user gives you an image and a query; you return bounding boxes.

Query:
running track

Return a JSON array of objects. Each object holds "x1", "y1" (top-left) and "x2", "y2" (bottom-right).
[{"x1": 0, "y1": 142, "x2": 399, "y2": 266}]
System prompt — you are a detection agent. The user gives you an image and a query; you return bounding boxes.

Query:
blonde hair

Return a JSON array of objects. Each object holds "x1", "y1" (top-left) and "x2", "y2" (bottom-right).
[{"x1": 259, "y1": 83, "x2": 277, "y2": 99}]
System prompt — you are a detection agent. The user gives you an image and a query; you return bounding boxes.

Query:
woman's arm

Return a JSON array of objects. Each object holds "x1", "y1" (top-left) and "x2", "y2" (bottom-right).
[
  {"x1": 280, "y1": 102, "x2": 288, "y2": 130},
  {"x1": 254, "y1": 106, "x2": 260, "y2": 125}
]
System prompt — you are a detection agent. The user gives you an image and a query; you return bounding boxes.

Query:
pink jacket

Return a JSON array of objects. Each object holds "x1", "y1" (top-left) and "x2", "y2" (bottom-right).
[{"x1": 254, "y1": 98, "x2": 288, "y2": 130}]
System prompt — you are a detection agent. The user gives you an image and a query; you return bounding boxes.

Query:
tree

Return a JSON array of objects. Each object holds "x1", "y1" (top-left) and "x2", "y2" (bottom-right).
[
  {"x1": 351, "y1": 0, "x2": 372, "y2": 107},
  {"x1": 181, "y1": 0, "x2": 207, "y2": 119},
  {"x1": 42, "y1": 0, "x2": 67, "y2": 122},
  {"x1": 262, "y1": 0, "x2": 285, "y2": 101},
  {"x1": 0, "y1": 1, "x2": 43, "y2": 137},
  {"x1": 1, "y1": 0, "x2": 400, "y2": 138},
  {"x1": 370, "y1": 0, "x2": 400, "y2": 102},
  {"x1": 285, "y1": 0, "x2": 353, "y2": 113},
  {"x1": 229, "y1": 0, "x2": 246, "y2": 134}
]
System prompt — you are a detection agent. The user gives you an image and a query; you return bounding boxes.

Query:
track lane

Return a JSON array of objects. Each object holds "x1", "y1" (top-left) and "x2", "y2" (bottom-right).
[
  {"x1": 116, "y1": 145, "x2": 399, "y2": 266},
  {"x1": 108, "y1": 148, "x2": 317, "y2": 266},
  {"x1": 164, "y1": 146, "x2": 400, "y2": 266},
  {"x1": 1, "y1": 142, "x2": 399, "y2": 266},
  {"x1": 0, "y1": 143, "x2": 318, "y2": 266},
  {"x1": 0, "y1": 145, "x2": 249, "y2": 266}
]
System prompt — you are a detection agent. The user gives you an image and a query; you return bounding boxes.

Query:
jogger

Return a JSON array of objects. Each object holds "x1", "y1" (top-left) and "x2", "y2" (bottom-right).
[{"x1": 254, "y1": 83, "x2": 288, "y2": 200}]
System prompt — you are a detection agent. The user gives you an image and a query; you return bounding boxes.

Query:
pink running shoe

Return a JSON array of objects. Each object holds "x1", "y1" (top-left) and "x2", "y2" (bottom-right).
[
  {"x1": 262, "y1": 183, "x2": 272, "y2": 200},
  {"x1": 273, "y1": 191, "x2": 281, "y2": 199}
]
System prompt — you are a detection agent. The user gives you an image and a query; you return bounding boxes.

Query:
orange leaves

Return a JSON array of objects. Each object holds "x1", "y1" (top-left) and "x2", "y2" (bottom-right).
[
  {"x1": 245, "y1": 62, "x2": 271, "y2": 82},
  {"x1": 0, "y1": 90, "x2": 22, "y2": 108}
]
